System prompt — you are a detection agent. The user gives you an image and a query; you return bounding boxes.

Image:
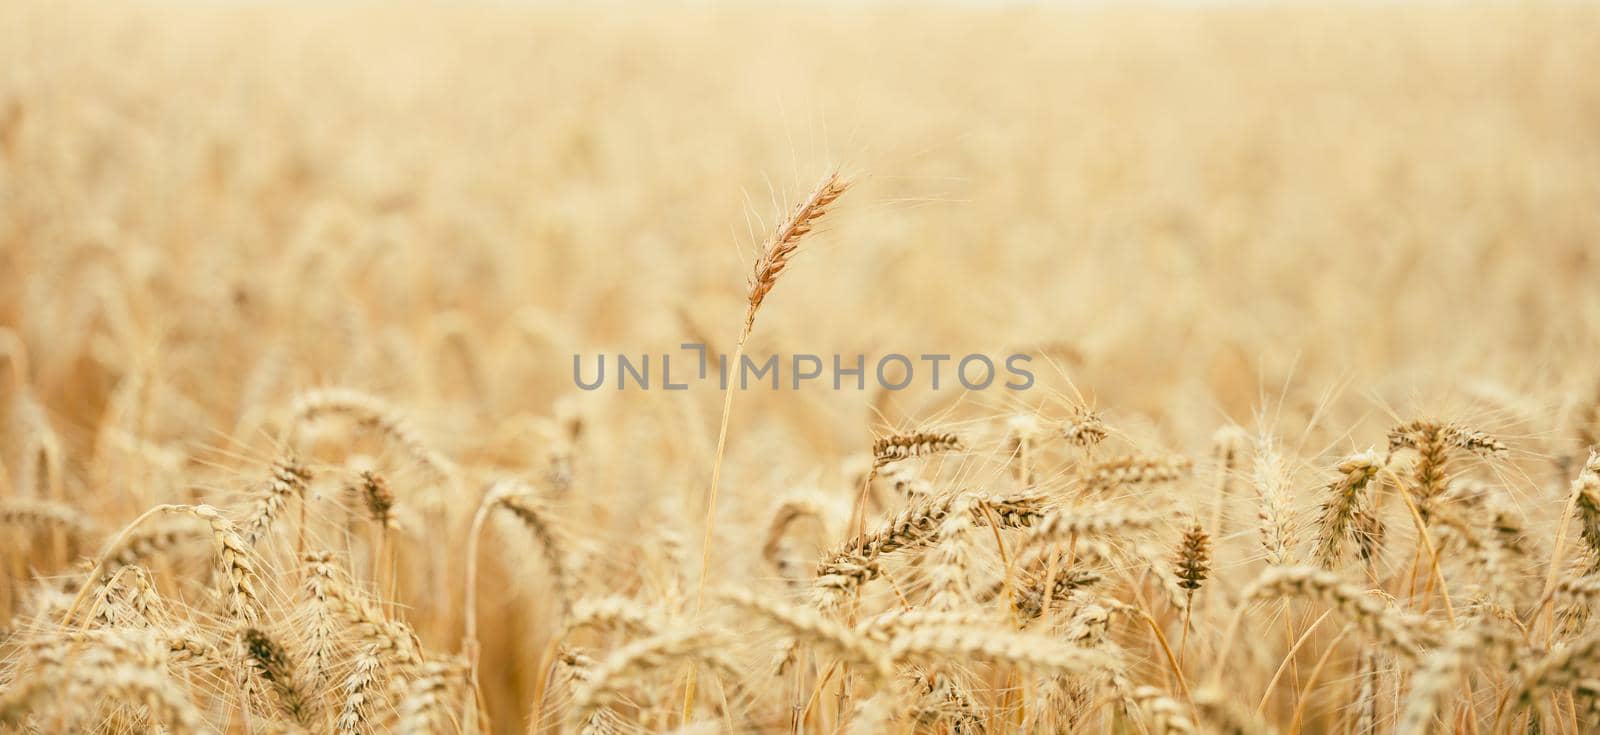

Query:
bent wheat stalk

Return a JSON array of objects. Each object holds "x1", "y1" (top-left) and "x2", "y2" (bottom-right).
[
  {"x1": 464, "y1": 478, "x2": 569, "y2": 732},
  {"x1": 63, "y1": 503, "x2": 261, "y2": 628}
]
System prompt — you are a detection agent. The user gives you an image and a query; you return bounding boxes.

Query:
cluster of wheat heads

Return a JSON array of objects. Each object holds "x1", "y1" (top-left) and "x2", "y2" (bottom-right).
[
  {"x1": 1, "y1": 171, "x2": 1599, "y2": 734},
  {"x1": 10, "y1": 387, "x2": 1600, "y2": 733}
]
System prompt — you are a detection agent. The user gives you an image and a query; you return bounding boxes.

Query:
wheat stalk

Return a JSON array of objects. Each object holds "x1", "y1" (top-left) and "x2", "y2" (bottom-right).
[{"x1": 685, "y1": 171, "x2": 852, "y2": 718}]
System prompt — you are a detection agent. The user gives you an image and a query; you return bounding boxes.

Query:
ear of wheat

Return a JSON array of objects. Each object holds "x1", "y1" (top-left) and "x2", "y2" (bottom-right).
[
  {"x1": 873, "y1": 431, "x2": 964, "y2": 468},
  {"x1": 744, "y1": 171, "x2": 851, "y2": 331},
  {"x1": 1314, "y1": 450, "x2": 1380, "y2": 568},
  {"x1": 1174, "y1": 520, "x2": 1211, "y2": 593}
]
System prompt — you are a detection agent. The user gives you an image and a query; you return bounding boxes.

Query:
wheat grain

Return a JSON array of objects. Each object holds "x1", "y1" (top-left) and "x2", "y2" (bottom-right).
[
  {"x1": 1571, "y1": 451, "x2": 1600, "y2": 574},
  {"x1": 761, "y1": 497, "x2": 823, "y2": 582},
  {"x1": 1513, "y1": 628, "x2": 1600, "y2": 706},
  {"x1": 286, "y1": 387, "x2": 458, "y2": 491},
  {"x1": 887, "y1": 625, "x2": 1117, "y2": 677},
  {"x1": 480, "y1": 479, "x2": 570, "y2": 614},
  {"x1": 872, "y1": 431, "x2": 963, "y2": 469},
  {"x1": 0, "y1": 498, "x2": 95, "y2": 552},
  {"x1": 816, "y1": 490, "x2": 1049, "y2": 604},
  {"x1": 718, "y1": 587, "x2": 892, "y2": 681},
  {"x1": 573, "y1": 627, "x2": 739, "y2": 722},
  {"x1": 242, "y1": 457, "x2": 312, "y2": 546},
  {"x1": 356, "y1": 470, "x2": 395, "y2": 526},
  {"x1": 244, "y1": 627, "x2": 309, "y2": 725},
  {"x1": 743, "y1": 171, "x2": 850, "y2": 330},
  {"x1": 1194, "y1": 685, "x2": 1275, "y2": 735},
  {"x1": 1173, "y1": 520, "x2": 1211, "y2": 593},
  {"x1": 396, "y1": 659, "x2": 468, "y2": 733},
  {"x1": 564, "y1": 596, "x2": 668, "y2": 639},
  {"x1": 1314, "y1": 450, "x2": 1381, "y2": 568},
  {"x1": 926, "y1": 492, "x2": 977, "y2": 610},
  {"x1": 1061, "y1": 406, "x2": 1108, "y2": 449},
  {"x1": 1237, "y1": 566, "x2": 1432, "y2": 660},
  {"x1": 1396, "y1": 623, "x2": 1516, "y2": 735},
  {"x1": 1018, "y1": 505, "x2": 1163, "y2": 557},
  {"x1": 1131, "y1": 685, "x2": 1196, "y2": 734},
  {"x1": 1252, "y1": 439, "x2": 1298, "y2": 566},
  {"x1": 1079, "y1": 454, "x2": 1192, "y2": 494}
]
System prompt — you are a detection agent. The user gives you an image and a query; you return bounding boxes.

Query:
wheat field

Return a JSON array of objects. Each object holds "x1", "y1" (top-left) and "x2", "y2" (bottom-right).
[{"x1": 3, "y1": 1, "x2": 1600, "y2": 733}]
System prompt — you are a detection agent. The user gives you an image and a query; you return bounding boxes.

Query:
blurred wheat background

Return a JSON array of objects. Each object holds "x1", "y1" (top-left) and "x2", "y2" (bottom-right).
[{"x1": 2, "y1": 1, "x2": 1600, "y2": 733}]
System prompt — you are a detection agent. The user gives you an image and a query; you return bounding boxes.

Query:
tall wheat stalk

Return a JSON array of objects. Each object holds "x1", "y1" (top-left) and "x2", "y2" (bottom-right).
[{"x1": 684, "y1": 170, "x2": 850, "y2": 720}]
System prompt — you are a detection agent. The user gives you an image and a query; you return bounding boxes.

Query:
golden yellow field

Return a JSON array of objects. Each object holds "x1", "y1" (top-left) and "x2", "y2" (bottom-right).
[{"x1": 4, "y1": 1, "x2": 1600, "y2": 733}]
